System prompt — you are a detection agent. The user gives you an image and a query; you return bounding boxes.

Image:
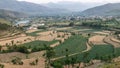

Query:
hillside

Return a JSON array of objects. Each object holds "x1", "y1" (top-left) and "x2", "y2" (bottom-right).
[
  {"x1": 0, "y1": 0, "x2": 70, "y2": 16},
  {"x1": 0, "y1": 9, "x2": 25, "y2": 36},
  {"x1": 81, "y1": 3, "x2": 120, "y2": 16},
  {"x1": 0, "y1": 9, "x2": 27, "y2": 19},
  {"x1": 0, "y1": 9, "x2": 28, "y2": 25}
]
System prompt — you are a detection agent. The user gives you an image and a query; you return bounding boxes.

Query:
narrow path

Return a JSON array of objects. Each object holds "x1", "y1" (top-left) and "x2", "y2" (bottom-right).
[
  {"x1": 52, "y1": 42, "x2": 91, "y2": 60},
  {"x1": 104, "y1": 36, "x2": 120, "y2": 48}
]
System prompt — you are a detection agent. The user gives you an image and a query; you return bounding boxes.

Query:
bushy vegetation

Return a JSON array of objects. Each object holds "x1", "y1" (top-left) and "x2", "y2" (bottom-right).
[
  {"x1": 0, "y1": 64, "x2": 4, "y2": 68},
  {"x1": 29, "y1": 58, "x2": 39, "y2": 66},
  {"x1": 4, "y1": 40, "x2": 58, "y2": 53},
  {"x1": 11, "y1": 57, "x2": 23, "y2": 65}
]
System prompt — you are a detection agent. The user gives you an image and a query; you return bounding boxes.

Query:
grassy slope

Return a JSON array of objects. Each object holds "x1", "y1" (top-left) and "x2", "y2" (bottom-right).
[{"x1": 54, "y1": 35, "x2": 87, "y2": 57}]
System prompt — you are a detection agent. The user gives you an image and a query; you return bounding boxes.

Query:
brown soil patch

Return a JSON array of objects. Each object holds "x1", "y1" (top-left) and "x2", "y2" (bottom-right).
[
  {"x1": 94, "y1": 31, "x2": 110, "y2": 35},
  {"x1": 56, "y1": 27, "x2": 72, "y2": 30},
  {"x1": 104, "y1": 36, "x2": 120, "y2": 48},
  {"x1": 89, "y1": 35, "x2": 106, "y2": 45},
  {"x1": 0, "y1": 36, "x2": 35, "y2": 46},
  {"x1": 26, "y1": 29, "x2": 39, "y2": 33}
]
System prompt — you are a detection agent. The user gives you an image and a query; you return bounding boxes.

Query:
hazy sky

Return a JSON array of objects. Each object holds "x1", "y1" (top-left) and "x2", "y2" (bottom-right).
[{"x1": 18, "y1": 0, "x2": 120, "y2": 4}]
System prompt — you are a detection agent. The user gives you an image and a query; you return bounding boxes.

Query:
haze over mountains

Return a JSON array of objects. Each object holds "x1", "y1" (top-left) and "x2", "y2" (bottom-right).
[
  {"x1": 0, "y1": 0, "x2": 120, "y2": 16},
  {"x1": 43, "y1": 1, "x2": 103, "y2": 12},
  {"x1": 0, "y1": 0, "x2": 69, "y2": 16},
  {"x1": 81, "y1": 3, "x2": 120, "y2": 16}
]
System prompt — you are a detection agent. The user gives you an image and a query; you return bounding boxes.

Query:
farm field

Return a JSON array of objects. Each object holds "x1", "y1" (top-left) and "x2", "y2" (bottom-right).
[
  {"x1": 54, "y1": 35, "x2": 88, "y2": 57},
  {"x1": 26, "y1": 29, "x2": 45, "y2": 36},
  {"x1": 56, "y1": 44, "x2": 114, "y2": 64},
  {"x1": 89, "y1": 35, "x2": 106, "y2": 45},
  {"x1": 20, "y1": 40, "x2": 58, "y2": 51}
]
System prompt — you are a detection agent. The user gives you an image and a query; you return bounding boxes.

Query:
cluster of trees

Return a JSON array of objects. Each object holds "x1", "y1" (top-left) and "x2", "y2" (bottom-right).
[
  {"x1": 0, "y1": 23, "x2": 10, "y2": 30},
  {"x1": 81, "y1": 21, "x2": 104, "y2": 29},
  {"x1": 0, "y1": 40, "x2": 53, "y2": 54},
  {"x1": 81, "y1": 18, "x2": 120, "y2": 30}
]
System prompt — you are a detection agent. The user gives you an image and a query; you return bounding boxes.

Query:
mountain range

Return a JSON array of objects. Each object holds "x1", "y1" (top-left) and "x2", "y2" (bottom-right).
[
  {"x1": 0, "y1": 0, "x2": 70, "y2": 16},
  {"x1": 43, "y1": 1, "x2": 103, "y2": 12},
  {"x1": 0, "y1": 0, "x2": 120, "y2": 16},
  {"x1": 81, "y1": 3, "x2": 120, "y2": 16}
]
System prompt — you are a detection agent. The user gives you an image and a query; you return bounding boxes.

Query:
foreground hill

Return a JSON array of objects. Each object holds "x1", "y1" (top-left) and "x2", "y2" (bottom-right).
[
  {"x1": 81, "y1": 3, "x2": 120, "y2": 16},
  {"x1": 0, "y1": 0, "x2": 69, "y2": 16}
]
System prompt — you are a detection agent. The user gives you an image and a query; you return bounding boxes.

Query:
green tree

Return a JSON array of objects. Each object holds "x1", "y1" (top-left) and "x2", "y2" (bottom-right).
[{"x1": 43, "y1": 44, "x2": 55, "y2": 68}]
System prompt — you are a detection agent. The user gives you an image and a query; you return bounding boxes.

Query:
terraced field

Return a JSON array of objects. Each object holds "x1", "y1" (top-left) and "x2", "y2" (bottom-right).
[
  {"x1": 54, "y1": 35, "x2": 88, "y2": 57},
  {"x1": 20, "y1": 40, "x2": 58, "y2": 51}
]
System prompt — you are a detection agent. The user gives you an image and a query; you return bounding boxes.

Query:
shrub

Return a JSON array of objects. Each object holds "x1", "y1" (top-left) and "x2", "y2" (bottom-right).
[
  {"x1": 0, "y1": 64, "x2": 4, "y2": 68},
  {"x1": 11, "y1": 57, "x2": 23, "y2": 65},
  {"x1": 29, "y1": 61, "x2": 36, "y2": 66}
]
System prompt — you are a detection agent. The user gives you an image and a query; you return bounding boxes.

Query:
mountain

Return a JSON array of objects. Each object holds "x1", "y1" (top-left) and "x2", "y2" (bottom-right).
[
  {"x1": 43, "y1": 1, "x2": 103, "y2": 12},
  {"x1": 81, "y1": 3, "x2": 120, "y2": 16},
  {"x1": 0, "y1": 0, "x2": 70, "y2": 16},
  {"x1": 0, "y1": 9, "x2": 27, "y2": 19}
]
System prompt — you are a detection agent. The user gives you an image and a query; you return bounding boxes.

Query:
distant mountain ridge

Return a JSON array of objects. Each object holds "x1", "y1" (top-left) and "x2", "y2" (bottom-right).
[
  {"x1": 0, "y1": 0, "x2": 70, "y2": 16},
  {"x1": 81, "y1": 3, "x2": 120, "y2": 16},
  {"x1": 43, "y1": 1, "x2": 103, "y2": 12}
]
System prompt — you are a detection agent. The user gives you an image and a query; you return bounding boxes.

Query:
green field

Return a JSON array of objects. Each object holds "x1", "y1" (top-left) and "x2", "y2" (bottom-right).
[
  {"x1": 21, "y1": 40, "x2": 58, "y2": 48},
  {"x1": 20, "y1": 40, "x2": 58, "y2": 52},
  {"x1": 54, "y1": 44, "x2": 114, "y2": 64},
  {"x1": 54, "y1": 35, "x2": 88, "y2": 57},
  {"x1": 75, "y1": 44, "x2": 114, "y2": 62}
]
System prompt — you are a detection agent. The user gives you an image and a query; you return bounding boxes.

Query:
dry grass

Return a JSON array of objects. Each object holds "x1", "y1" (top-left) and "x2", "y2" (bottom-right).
[
  {"x1": 89, "y1": 35, "x2": 106, "y2": 45},
  {"x1": 26, "y1": 29, "x2": 39, "y2": 33}
]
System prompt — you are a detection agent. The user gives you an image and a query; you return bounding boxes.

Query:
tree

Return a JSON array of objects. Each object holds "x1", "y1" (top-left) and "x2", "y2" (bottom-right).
[
  {"x1": 43, "y1": 44, "x2": 55, "y2": 68},
  {"x1": 71, "y1": 57, "x2": 77, "y2": 68},
  {"x1": 64, "y1": 48, "x2": 71, "y2": 68},
  {"x1": 51, "y1": 61, "x2": 63, "y2": 68},
  {"x1": 0, "y1": 46, "x2": 2, "y2": 52},
  {"x1": 11, "y1": 40, "x2": 14, "y2": 45},
  {"x1": 69, "y1": 22, "x2": 74, "y2": 26},
  {"x1": 83, "y1": 52, "x2": 89, "y2": 63}
]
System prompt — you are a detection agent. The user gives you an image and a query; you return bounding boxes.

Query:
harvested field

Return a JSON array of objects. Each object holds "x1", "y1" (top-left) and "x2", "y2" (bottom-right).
[
  {"x1": 0, "y1": 51, "x2": 44, "y2": 63},
  {"x1": 26, "y1": 29, "x2": 39, "y2": 33},
  {"x1": 37, "y1": 31, "x2": 54, "y2": 36},
  {"x1": 56, "y1": 27, "x2": 72, "y2": 31},
  {"x1": 0, "y1": 36, "x2": 34, "y2": 46},
  {"x1": 89, "y1": 35, "x2": 106, "y2": 45},
  {"x1": 1, "y1": 57, "x2": 45, "y2": 68},
  {"x1": 93, "y1": 31, "x2": 110, "y2": 35},
  {"x1": 104, "y1": 36, "x2": 120, "y2": 48}
]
